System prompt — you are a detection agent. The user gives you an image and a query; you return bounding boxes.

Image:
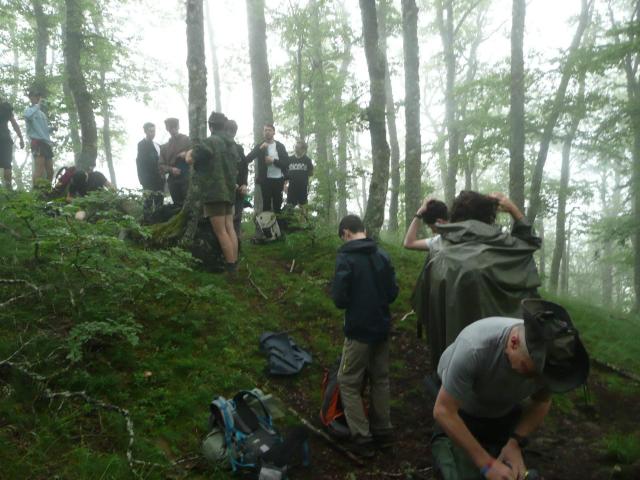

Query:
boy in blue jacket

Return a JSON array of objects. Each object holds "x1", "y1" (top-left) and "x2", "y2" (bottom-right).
[{"x1": 332, "y1": 215, "x2": 399, "y2": 456}]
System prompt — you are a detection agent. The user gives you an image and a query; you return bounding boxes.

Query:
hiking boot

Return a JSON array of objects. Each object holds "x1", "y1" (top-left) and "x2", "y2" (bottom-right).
[
  {"x1": 224, "y1": 262, "x2": 238, "y2": 275},
  {"x1": 372, "y1": 432, "x2": 394, "y2": 451},
  {"x1": 345, "y1": 436, "x2": 376, "y2": 458}
]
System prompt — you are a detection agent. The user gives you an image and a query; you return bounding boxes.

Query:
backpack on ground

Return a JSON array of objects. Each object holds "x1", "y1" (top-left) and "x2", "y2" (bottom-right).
[
  {"x1": 205, "y1": 390, "x2": 309, "y2": 478},
  {"x1": 319, "y1": 362, "x2": 361, "y2": 439},
  {"x1": 259, "y1": 332, "x2": 312, "y2": 376},
  {"x1": 253, "y1": 211, "x2": 282, "y2": 243}
]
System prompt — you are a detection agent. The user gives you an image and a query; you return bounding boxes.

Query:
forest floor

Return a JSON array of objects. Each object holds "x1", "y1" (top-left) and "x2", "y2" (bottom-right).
[{"x1": 1, "y1": 191, "x2": 640, "y2": 479}]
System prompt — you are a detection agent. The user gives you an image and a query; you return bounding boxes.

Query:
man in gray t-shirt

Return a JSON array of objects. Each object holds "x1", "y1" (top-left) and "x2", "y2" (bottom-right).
[{"x1": 433, "y1": 300, "x2": 589, "y2": 480}]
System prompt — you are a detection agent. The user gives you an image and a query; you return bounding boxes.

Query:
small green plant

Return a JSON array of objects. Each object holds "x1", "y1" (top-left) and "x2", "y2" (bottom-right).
[{"x1": 602, "y1": 432, "x2": 640, "y2": 465}]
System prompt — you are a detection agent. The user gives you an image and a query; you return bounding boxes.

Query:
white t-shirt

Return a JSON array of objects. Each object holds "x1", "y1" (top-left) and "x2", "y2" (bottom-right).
[
  {"x1": 266, "y1": 142, "x2": 283, "y2": 179},
  {"x1": 153, "y1": 142, "x2": 160, "y2": 156},
  {"x1": 425, "y1": 235, "x2": 443, "y2": 253}
]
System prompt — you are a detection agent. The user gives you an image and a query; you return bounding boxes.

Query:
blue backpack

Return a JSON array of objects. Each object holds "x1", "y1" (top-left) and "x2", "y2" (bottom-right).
[{"x1": 207, "y1": 390, "x2": 309, "y2": 478}]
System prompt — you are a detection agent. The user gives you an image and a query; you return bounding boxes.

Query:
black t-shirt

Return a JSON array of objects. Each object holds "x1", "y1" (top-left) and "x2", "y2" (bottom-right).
[
  {"x1": 87, "y1": 171, "x2": 108, "y2": 192},
  {"x1": 287, "y1": 155, "x2": 313, "y2": 187},
  {"x1": 0, "y1": 102, "x2": 13, "y2": 141}
]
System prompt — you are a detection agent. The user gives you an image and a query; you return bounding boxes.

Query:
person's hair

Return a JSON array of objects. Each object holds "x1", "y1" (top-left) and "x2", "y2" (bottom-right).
[
  {"x1": 450, "y1": 190, "x2": 499, "y2": 224},
  {"x1": 225, "y1": 119, "x2": 238, "y2": 135},
  {"x1": 338, "y1": 214, "x2": 365, "y2": 238},
  {"x1": 296, "y1": 140, "x2": 308, "y2": 150},
  {"x1": 208, "y1": 111, "x2": 228, "y2": 131},
  {"x1": 421, "y1": 199, "x2": 448, "y2": 225},
  {"x1": 69, "y1": 170, "x2": 89, "y2": 197},
  {"x1": 164, "y1": 117, "x2": 179, "y2": 129},
  {"x1": 143, "y1": 122, "x2": 155, "y2": 131},
  {"x1": 264, "y1": 123, "x2": 275, "y2": 131}
]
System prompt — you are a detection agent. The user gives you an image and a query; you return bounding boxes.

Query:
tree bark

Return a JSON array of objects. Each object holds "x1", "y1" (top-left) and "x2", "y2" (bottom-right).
[
  {"x1": 186, "y1": 0, "x2": 208, "y2": 143},
  {"x1": 509, "y1": 0, "x2": 526, "y2": 212},
  {"x1": 526, "y1": 0, "x2": 592, "y2": 223},
  {"x1": 336, "y1": 39, "x2": 352, "y2": 221},
  {"x1": 296, "y1": 31, "x2": 305, "y2": 140},
  {"x1": 379, "y1": 0, "x2": 400, "y2": 233},
  {"x1": 246, "y1": 0, "x2": 273, "y2": 213},
  {"x1": 64, "y1": 0, "x2": 98, "y2": 170},
  {"x1": 560, "y1": 223, "x2": 570, "y2": 296},
  {"x1": 204, "y1": 0, "x2": 222, "y2": 112},
  {"x1": 360, "y1": 0, "x2": 390, "y2": 238},
  {"x1": 402, "y1": 0, "x2": 421, "y2": 229},
  {"x1": 99, "y1": 69, "x2": 117, "y2": 187}
]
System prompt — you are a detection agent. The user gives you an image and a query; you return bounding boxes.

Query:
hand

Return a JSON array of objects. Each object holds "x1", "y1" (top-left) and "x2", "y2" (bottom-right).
[
  {"x1": 260, "y1": 142, "x2": 268, "y2": 149},
  {"x1": 238, "y1": 184, "x2": 248, "y2": 195},
  {"x1": 485, "y1": 459, "x2": 516, "y2": 480},
  {"x1": 170, "y1": 167, "x2": 181, "y2": 176},
  {"x1": 185, "y1": 150, "x2": 193, "y2": 165},
  {"x1": 488, "y1": 192, "x2": 523, "y2": 220},
  {"x1": 416, "y1": 197, "x2": 431, "y2": 216},
  {"x1": 176, "y1": 151, "x2": 186, "y2": 159},
  {"x1": 498, "y1": 440, "x2": 526, "y2": 480},
  {"x1": 284, "y1": 182, "x2": 288, "y2": 194},
  {"x1": 265, "y1": 155, "x2": 274, "y2": 165},
  {"x1": 19, "y1": 138, "x2": 25, "y2": 149}
]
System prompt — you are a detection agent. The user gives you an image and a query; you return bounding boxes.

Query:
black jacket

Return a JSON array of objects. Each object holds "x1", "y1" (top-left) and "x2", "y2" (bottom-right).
[
  {"x1": 136, "y1": 138, "x2": 164, "y2": 191},
  {"x1": 245, "y1": 140, "x2": 289, "y2": 184},
  {"x1": 331, "y1": 238, "x2": 399, "y2": 343}
]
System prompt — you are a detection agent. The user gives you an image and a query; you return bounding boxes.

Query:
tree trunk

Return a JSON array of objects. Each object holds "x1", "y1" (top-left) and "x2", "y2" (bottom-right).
[
  {"x1": 509, "y1": 0, "x2": 526, "y2": 212},
  {"x1": 538, "y1": 218, "x2": 545, "y2": 280},
  {"x1": 186, "y1": 0, "x2": 208, "y2": 142},
  {"x1": 549, "y1": 72, "x2": 585, "y2": 294},
  {"x1": 296, "y1": 33, "x2": 305, "y2": 140},
  {"x1": 64, "y1": 0, "x2": 98, "y2": 170},
  {"x1": 360, "y1": 0, "x2": 390, "y2": 238},
  {"x1": 527, "y1": 0, "x2": 592, "y2": 223},
  {"x1": 600, "y1": 173, "x2": 613, "y2": 307},
  {"x1": 336, "y1": 40, "x2": 352, "y2": 220},
  {"x1": 246, "y1": 0, "x2": 274, "y2": 213},
  {"x1": 99, "y1": 69, "x2": 117, "y2": 187},
  {"x1": 32, "y1": 0, "x2": 49, "y2": 84},
  {"x1": 204, "y1": 0, "x2": 222, "y2": 112},
  {"x1": 379, "y1": 0, "x2": 400, "y2": 233},
  {"x1": 560, "y1": 224, "x2": 570, "y2": 296},
  {"x1": 62, "y1": 77, "x2": 81, "y2": 162},
  {"x1": 436, "y1": 0, "x2": 459, "y2": 205},
  {"x1": 402, "y1": 0, "x2": 421, "y2": 228}
]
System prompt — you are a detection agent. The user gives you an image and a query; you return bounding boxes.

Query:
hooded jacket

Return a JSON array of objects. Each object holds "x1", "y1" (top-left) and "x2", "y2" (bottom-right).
[
  {"x1": 421, "y1": 218, "x2": 541, "y2": 366},
  {"x1": 331, "y1": 238, "x2": 399, "y2": 343}
]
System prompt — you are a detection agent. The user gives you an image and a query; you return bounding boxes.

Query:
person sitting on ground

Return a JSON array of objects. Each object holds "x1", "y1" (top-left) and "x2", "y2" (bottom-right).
[
  {"x1": 67, "y1": 170, "x2": 113, "y2": 201},
  {"x1": 225, "y1": 119, "x2": 249, "y2": 238},
  {"x1": 0, "y1": 99, "x2": 25, "y2": 190},
  {"x1": 159, "y1": 117, "x2": 191, "y2": 206},
  {"x1": 432, "y1": 299, "x2": 589, "y2": 480},
  {"x1": 422, "y1": 191, "x2": 541, "y2": 368},
  {"x1": 285, "y1": 139, "x2": 313, "y2": 209},
  {"x1": 245, "y1": 123, "x2": 289, "y2": 213},
  {"x1": 331, "y1": 214, "x2": 399, "y2": 457},
  {"x1": 403, "y1": 197, "x2": 449, "y2": 253},
  {"x1": 187, "y1": 112, "x2": 239, "y2": 274},
  {"x1": 136, "y1": 122, "x2": 165, "y2": 219}
]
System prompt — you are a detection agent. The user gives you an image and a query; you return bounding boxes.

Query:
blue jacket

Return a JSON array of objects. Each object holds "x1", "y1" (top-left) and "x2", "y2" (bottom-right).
[{"x1": 331, "y1": 238, "x2": 399, "y2": 343}]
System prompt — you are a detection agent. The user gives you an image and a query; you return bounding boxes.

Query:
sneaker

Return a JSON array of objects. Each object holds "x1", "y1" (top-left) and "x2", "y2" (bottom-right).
[{"x1": 345, "y1": 436, "x2": 376, "y2": 458}]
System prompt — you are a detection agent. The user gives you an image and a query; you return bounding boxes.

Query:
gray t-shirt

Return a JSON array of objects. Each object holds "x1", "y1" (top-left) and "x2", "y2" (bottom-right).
[{"x1": 437, "y1": 317, "x2": 545, "y2": 418}]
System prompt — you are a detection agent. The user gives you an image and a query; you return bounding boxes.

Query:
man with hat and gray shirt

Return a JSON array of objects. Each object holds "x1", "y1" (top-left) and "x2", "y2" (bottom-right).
[{"x1": 432, "y1": 299, "x2": 589, "y2": 480}]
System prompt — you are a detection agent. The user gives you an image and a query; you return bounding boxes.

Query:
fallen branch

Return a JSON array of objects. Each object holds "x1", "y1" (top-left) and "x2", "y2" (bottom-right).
[
  {"x1": 0, "y1": 278, "x2": 42, "y2": 295},
  {"x1": 285, "y1": 405, "x2": 364, "y2": 467},
  {"x1": 365, "y1": 466, "x2": 433, "y2": 478},
  {"x1": 399, "y1": 310, "x2": 415, "y2": 322},
  {"x1": 247, "y1": 263, "x2": 269, "y2": 300},
  {"x1": 0, "y1": 293, "x2": 30, "y2": 309},
  {"x1": 592, "y1": 358, "x2": 640, "y2": 383},
  {"x1": 289, "y1": 259, "x2": 296, "y2": 273}
]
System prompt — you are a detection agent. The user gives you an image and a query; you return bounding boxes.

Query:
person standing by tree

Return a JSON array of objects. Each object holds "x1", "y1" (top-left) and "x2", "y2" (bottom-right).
[
  {"x1": 159, "y1": 118, "x2": 191, "y2": 206},
  {"x1": 136, "y1": 122, "x2": 165, "y2": 220},
  {"x1": 0, "y1": 99, "x2": 25, "y2": 190},
  {"x1": 188, "y1": 112, "x2": 239, "y2": 274},
  {"x1": 246, "y1": 123, "x2": 289, "y2": 213},
  {"x1": 24, "y1": 88, "x2": 53, "y2": 186},
  {"x1": 226, "y1": 119, "x2": 249, "y2": 237},
  {"x1": 285, "y1": 139, "x2": 313, "y2": 209}
]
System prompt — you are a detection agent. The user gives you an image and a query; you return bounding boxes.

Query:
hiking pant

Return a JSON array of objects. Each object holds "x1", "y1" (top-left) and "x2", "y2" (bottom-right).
[
  {"x1": 261, "y1": 177, "x2": 284, "y2": 213},
  {"x1": 337, "y1": 338, "x2": 392, "y2": 439},
  {"x1": 432, "y1": 407, "x2": 522, "y2": 480}
]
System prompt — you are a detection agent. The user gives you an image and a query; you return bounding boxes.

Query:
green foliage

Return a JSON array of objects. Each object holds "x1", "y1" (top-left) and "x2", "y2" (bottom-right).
[{"x1": 602, "y1": 432, "x2": 640, "y2": 465}]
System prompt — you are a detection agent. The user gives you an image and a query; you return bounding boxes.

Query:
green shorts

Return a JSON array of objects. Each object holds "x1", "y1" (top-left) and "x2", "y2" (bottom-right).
[{"x1": 203, "y1": 201, "x2": 233, "y2": 217}]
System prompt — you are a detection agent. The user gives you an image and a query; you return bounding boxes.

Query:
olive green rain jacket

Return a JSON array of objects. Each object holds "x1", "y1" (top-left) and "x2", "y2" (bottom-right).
[
  {"x1": 191, "y1": 132, "x2": 239, "y2": 204},
  {"x1": 415, "y1": 219, "x2": 541, "y2": 367}
]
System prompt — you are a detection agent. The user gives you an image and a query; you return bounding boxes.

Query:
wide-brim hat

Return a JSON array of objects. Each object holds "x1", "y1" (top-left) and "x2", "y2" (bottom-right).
[{"x1": 522, "y1": 299, "x2": 590, "y2": 393}]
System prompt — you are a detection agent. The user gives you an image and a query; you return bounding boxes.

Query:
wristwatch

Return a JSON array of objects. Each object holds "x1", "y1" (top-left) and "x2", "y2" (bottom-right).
[{"x1": 509, "y1": 432, "x2": 529, "y2": 449}]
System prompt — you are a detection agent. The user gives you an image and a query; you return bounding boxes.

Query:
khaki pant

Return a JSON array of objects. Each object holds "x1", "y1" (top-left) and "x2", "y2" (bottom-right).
[{"x1": 337, "y1": 338, "x2": 392, "y2": 439}]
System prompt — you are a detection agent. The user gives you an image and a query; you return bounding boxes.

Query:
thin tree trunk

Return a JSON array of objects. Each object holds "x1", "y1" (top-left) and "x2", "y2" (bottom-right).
[
  {"x1": 204, "y1": 0, "x2": 222, "y2": 112},
  {"x1": 186, "y1": 0, "x2": 208, "y2": 142},
  {"x1": 32, "y1": 0, "x2": 49, "y2": 83},
  {"x1": 246, "y1": 0, "x2": 274, "y2": 213},
  {"x1": 336, "y1": 39, "x2": 352, "y2": 220},
  {"x1": 402, "y1": 0, "x2": 421, "y2": 228},
  {"x1": 99, "y1": 69, "x2": 117, "y2": 187},
  {"x1": 296, "y1": 33, "x2": 305, "y2": 140},
  {"x1": 436, "y1": 0, "x2": 459, "y2": 205},
  {"x1": 527, "y1": 0, "x2": 592, "y2": 223},
  {"x1": 600, "y1": 173, "x2": 614, "y2": 307},
  {"x1": 538, "y1": 218, "x2": 545, "y2": 280},
  {"x1": 549, "y1": 72, "x2": 585, "y2": 294},
  {"x1": 509, "y1": 0, "x2": 526, "y2": 212},
  {"x1": 64, "y1": 0, "x2": 98, "y2": 170},
  {"x1": 560, "y1": 224, "x2": 570, "y2": 296},
  {"x1": 379, "y1": 0, "x2": 400, "y2": 233},
  {"x1": 360, "y1": 0, "x2": 390, "y2": 238},
  {"x1": 326, "y1": 136, "x2": 336, "y2": 223}
]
